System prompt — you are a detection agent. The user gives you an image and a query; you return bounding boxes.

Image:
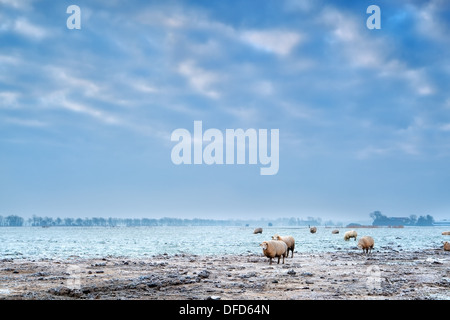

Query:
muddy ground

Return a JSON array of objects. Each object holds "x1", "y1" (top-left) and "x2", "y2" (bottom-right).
[{"x1": 0, "y1": 248, "x2": 449, "y2": 300}]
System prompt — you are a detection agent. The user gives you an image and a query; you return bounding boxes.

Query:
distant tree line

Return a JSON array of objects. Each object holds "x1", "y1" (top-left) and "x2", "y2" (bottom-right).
[
  {"x1": 370, "y1": 211, "x2": 435, "y2": 226},
  {"x1": 0, "y1": 212, "x2": 438, "y2": 227},
  {"x1": 0, "y1": 215, "x2": 24, "y2": 226},
  {"x1": 0, "y1": 215, "x2": 327, "y2": 227}
]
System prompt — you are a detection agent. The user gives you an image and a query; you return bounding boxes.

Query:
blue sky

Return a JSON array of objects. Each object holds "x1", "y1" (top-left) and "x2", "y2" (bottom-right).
[{"x1": 1, "y1": 0, "x2": 450, "y2": 223}]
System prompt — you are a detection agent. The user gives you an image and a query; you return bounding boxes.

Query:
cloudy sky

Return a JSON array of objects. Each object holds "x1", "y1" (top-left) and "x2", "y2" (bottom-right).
[{"x1": 1, "y1": 0, "x2": 450, "y2": 223}]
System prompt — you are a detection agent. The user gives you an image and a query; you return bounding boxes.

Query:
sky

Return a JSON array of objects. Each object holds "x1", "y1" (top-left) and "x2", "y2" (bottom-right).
[{"x1": 1, "y1": 0, "x2": 450, "y2": 223}]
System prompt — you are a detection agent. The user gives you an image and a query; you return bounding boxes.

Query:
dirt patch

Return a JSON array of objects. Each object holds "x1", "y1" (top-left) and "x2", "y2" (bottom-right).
[{"x1": 0, "y1": 248, "x2": 448, "y2": 300}]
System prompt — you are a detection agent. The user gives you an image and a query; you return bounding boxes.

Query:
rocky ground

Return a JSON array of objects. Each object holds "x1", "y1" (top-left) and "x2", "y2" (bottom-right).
[{"x1": 0, "y1": 248, "x2": 449, "y2": 300}]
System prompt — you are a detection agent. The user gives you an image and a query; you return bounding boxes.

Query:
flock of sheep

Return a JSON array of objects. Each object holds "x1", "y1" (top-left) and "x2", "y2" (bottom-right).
[{"x1": 257, "y1": 227, "x2": 449, "y2": 265}]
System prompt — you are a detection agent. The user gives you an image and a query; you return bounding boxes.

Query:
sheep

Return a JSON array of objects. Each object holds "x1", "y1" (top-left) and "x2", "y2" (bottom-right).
[
  {"x1": 253, "y1": 227, "x2": 263, "y2": 234},
  {"x1": 272, "y1": 234, "x2": 295, "y2": 258},
  {"x1": 357, "y1": 236, "x2": 374, "y2": 254},
  {"x1": 344, "y1": 230, "x2": 358, "y2": 241},
  {"x1": 310, "y1": 226, "x2": 317, "y2": 234},
  {"x1": 442, "y1": 231, "x2": 450, "y2": 235},
  {"x1": 260, "y1": 240, "x2": 288, "y2": 265},
  {"x1": 332, "y1": 229, "x2": 339, "y2": 234},
  {"x1": 444, "y1": 241, "x2": 450, "y2": 251}
]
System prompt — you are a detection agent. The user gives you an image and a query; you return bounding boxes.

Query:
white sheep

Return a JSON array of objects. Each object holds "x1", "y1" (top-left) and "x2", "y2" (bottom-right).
[
  {"x1": 444, "y1": 241, "x2": 450, "y2": 251},
  {"x1": 357, "y1": 236, "x2": 374, "y2": 254},
  {"x1": 344, "y1": 230, "x2": 358, "y2": 241},
  {"x1": 260, "y1": 240, "x2": 288, "y2": 265},
  {"x1": 272, "y1": 234, "x2": 295, "y2": 258},
  {"x1": 442, "y1": 231, "x2": 450, "y2": 235},
  {"x1": 310, "y1": 226, "x2": 317, "y2": 234}
]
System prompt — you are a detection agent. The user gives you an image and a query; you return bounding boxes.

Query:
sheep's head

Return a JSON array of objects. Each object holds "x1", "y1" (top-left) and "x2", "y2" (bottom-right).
[
  {"x1": 271, "y1": 234, "x2": 279, "y2": 240},
  {"x1": 260, "y1": 241, "x2": 269, "y2": 250}
]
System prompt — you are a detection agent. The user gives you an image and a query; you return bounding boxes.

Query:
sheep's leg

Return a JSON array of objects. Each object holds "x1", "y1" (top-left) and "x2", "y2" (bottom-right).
[
  {"x1": 277, "y1": 256, "x2": 280, "y2": 264},
  {"x1": 269, "y1": 258, "x2": 272, "y2": 265}
]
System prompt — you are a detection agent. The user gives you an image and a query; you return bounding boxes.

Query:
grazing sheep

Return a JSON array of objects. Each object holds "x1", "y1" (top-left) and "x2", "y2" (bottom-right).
[
  {"x1": 253, "y1": 227, "x2": 263, "y2": 234},
  {"x1": 332, "y1": 229, "x2": 339, "y2": 234},
  {"x1": 357, "y1": 236, "x2": 374, "y2": 254},
  {"x1": 272, "y1": 234, "x2": 295, "y2": 258},
  {"x1": 444, "y1": 242, "x2": 450, "y2": 251},
  {"x1": 442, "y1": 231, "x2": 450, "y2": 235},
  {"x1": 344, "y1": 230, "x2": 358, "y2": 241},
  {"x1": 260, "y1": 240, "x2": 288, "y2": 265},
  {"x1": 310, "y1": 226, "x2": 317, "y2": 234}
]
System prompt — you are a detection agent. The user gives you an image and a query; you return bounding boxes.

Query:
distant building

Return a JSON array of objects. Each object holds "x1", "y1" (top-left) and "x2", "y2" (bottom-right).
[
  {"x1": 388, "y1": 217, "x2": 410, "y2": 226},
  {"x1": 372, "y1": 216, "x2": 410, "y2": 226},
  {"x1": 433, "y1": 220, "x2": 450, "y2": 226}
]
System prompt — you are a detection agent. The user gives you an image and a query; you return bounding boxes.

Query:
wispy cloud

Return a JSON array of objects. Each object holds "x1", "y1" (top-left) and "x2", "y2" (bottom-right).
[
  {"x1": 413, "y1": 0, "x2": 450, "y2": 44},
  {"x1": 0, "y1": 0, "x2": 34, "y2": 10},
  {"x1": 356, "y1": 145, "x2": 392, "y2": 160},
  {"x1": 239, "y1": 29, "x2": 303, "y2": 56},
  {"x1": 178, "y1": 60, "x2": 222, "y2": 99},
  {"x1": 0, "y1": 91, "x2": 20, "y2": 108},
  {"x1": 43, "y1": 92, "x2": 120, "y2": 125},
  {"x1": 49, "y1": 67, "x2": 101, "y2": 97},
  {"x1": 4, "y1": 117, "x2": 47, "y2": 128},
  {"x1": 13, "y1": 17, "x2": 48, "y2": 40},
  {"x1": 320, "y1": 7, "x2": 435, "y2": 96}
]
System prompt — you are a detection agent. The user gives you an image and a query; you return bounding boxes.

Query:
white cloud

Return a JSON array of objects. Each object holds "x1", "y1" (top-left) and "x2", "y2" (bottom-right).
[
  {"x1": 240, "y1": 29, "x2": 303, "y2": 56},
  {"x1": 0, "y1": 0, "x2": 34, "y2": 10},
  {"x1": 320, "y1": 7, "x2": 384, "y2": 67},
  {"x1": 444, "y1": 99, "x2": 450, "y2": 109},
  {"x1": 131, "y1": 82, "x2": 159, "y2": 94},
  {"x1": 379, "y1": 62, "x2": 435, "y2": 96},
  {"x1": 43, "y1": 92, "x2": 120, "y2": 125},
  {"x1": 222, "y1": 105, "x2": 260, "y2": 122},
  {"x1": 279, "y1": 102, "x2": 318, "y2": 120},
  {"x1": 137, "y1": 8, "x2": 191, "y2": 29},
  {"x1": 413, "y1": 0, "x2": 450, "y2": 44},
  {"x1": 4, "y1": 117, "x2": 47, "y2": 127},
  {"x1": 356, "y1": 146, "x2": 392, "y2": 160},
  {"x1": 320, "y1": 7, "x2": 435, "y2": 96},
  {"x1": 50, "y1": 67, "x2": 100, "y2": 97},
  {"x1": 253, "y1": 81, "x2": 274, "y2": 96},
  {"x1": 48, "y1": 66, "x2": 135, "y2": 107},
  {"x1": 355, "y1": 116, "x2": 430, "y2": 159},
  {"x1": 39, "y1": 91, "x2": 169, "y2": 141},
  {"x1": 178, "y1": 60, "x2": 221, "y2": 98},
  {"x1": 0, "y1": 91, "x2": 20, "y2": 108},
  {"x1": 284, "y1": 0, "x2": 317, "y2": 13},
  {"x1": 0, "y1": 54, "x2": 21, "y2": 65},
  {"x1": 13, "y1": 18, "x2": 47, "y2": 40},
  {"x1": 439, "y1": 123, "x2": 450, "y2": 131},
  {"x1": 62, "y1": 100, "x2": 117, "y2": 124},
  {"x1": 138, "y1": 6, "x2": 303, "y2": 58}
]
